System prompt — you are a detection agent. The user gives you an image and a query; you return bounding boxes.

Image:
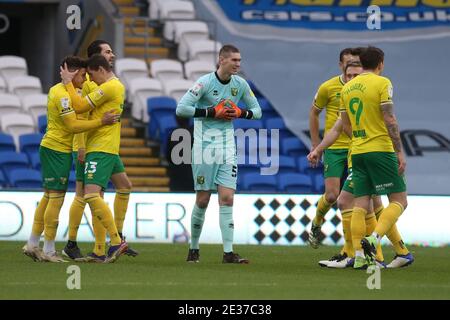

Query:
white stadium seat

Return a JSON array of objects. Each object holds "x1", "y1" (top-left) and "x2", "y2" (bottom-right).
[
  {"x1": 184, "y1": 60, "x2": 216, "y2": 81},
  {"x1": 184, "y1": 39, "x2": 222, "y2": 63},
  {"x1": 0, "y1": 56, "x2": 28, "y2": 81},
  {"x1": 148, "y1": 0, "x2": 192, "y2": 20},
  {"x1": 163, "y1": 21, "x2": 208, "y2": 43},
  {"x1": 21, "y1": 94, "x2": 47, "y2": 126},
  {"x1": 0, "y1": 113, "x2": 35, "y2": 147},
  {"x1": 128, "y1": 77, "x2": 163, "y2": 122},
  {"x1": 150, "y1": 59, "x2": 184, "y2": 82},
  {"x1": 0, "y1": 77, "x2": 6, "y2": 93},
  {"x1": 175, "y1": 22, "x2": 210, "y2": 62},
  {"x1": 115, "y1": 58, "x2": 149, "y2": 90},
  {"x1": 0, "y1": 93, "x2": 22, "y2": 115},
  {"x1": 163, "y1": 79, "x2": 194, "y2": 102},
  {"x1": 7, "y1": 76, "x2": 42, "y2": 96},
  {"x1": 160, "y1": 0, "x2": 195, "y2": 20}
]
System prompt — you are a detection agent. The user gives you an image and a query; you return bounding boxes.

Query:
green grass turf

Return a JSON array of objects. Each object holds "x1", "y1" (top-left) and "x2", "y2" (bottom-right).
[{"x1": 1, "y1": 241, "x2": 449, "y2": 300}]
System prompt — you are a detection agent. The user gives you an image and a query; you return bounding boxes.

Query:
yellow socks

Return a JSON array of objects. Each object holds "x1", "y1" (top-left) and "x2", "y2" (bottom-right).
[
  {"x1": 341, "y1": 209, "x2": 354, "y2": 258},
  {"x1": 85, "y1": 193, "x2": 121, "y2": 245},
  {"x1": 92, "y1": 215, "x2": 107, "y2": 257},
  {"x1": 351, "y1": 207, "x2": 366, "y2": 251},
  {"x1": 68, "y1": 196, "x2": 86, "y2": 241},
  {"x1": 31, "y1": 192, "x2": 49, "y2": 237},
  {"x1": 375, "y1": 206, "x2": 409, "y2": 255},
  {"x1": 313, "y1": 194, "x2": 334, "y2": 226},
  {"x1": 375, "y1": 202, "x2": 404, "y2": 238},
  {"x1": 44, "y1": 193, "x2": 65, "y2": 241},
  {"x1": 114, "y1": 189, "x2": 131, "y2": 233}
]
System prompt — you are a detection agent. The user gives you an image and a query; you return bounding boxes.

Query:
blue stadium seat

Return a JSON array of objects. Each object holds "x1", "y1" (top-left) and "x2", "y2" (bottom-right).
[
  {"x1": 147, "y1": 96, "x2": 177, "y2": 139},
  {"x1": 30, "y1": 152, "x2": 41, "y2": 170},
  {"x1": 257, "y1": 97, "x2": 278, "y2": 119},
  {"x1": 19, "y1": 133, "x2": 43, "y2": 160},
  {"x1": 0, "y1": 133, "x2": 16, "y2": 152},
  {"x1": 270, "y1": 155, "x2": 297, "y2": 174},
  {"x1": 9, "y1": 168, "x2": 42, "y2": 189},
  {"x1": 233, "y1": 119, "x2": 263, "y2": 130},
  {"x1": 313, "y1": 174, "x2": 325, "y2": 194},
  {"x1": 266, "y1": 117, "x2": 295, "y2": 139},
  {"x1": 242, "y1": 173, "x2": 277, "y2": 192},
  {"x1": 158, "y1": 115, "x2": 178, "y2": 156},
  {"x1": 38, "y1": 115, "x2": 47, "y2": 134},
  {"x1": 297, "y1": 156, "x2": 323, "y2": 175},
  {"x1": 281, "y1": 137, "x2": 309, "y2": 157},
  {"x1": 278, "y1": 173, "x2": 313, "y2": 193},
  {"x1": 0, "y1": 170, "x2": 6, "y2": 188},
  {"x1": 0, "y1": 152, "x2": 30, "y2": 181}
]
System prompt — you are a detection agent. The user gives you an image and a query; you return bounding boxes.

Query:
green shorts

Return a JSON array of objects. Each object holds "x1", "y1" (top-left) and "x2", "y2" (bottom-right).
[
  {"x1": 72, "y1": 152, "x2": 85, "y2": 182},
  {"x1": 84, "y1": 152, "x2": 125, "y2": 189},
  {"x1": 323, "y1": 149, "x2": 348, "y2": 179},
  {"x1": 352, "y1": 152, "x2": 407, "y2": 197},
  {"x1": 40, "y1": 146, "x2": 72, "y2": 191},
  {"x1": 342, "y1": 168, "x2": 354, "y2": 194}
]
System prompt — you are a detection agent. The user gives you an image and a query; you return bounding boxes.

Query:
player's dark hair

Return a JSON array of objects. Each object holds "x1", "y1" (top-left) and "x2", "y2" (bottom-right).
[
  {"x1": 87, "y1": 54, "x2": 112, "y2": 72},
  {"x1": 339, "y1": 48, "x2": 353, "y2": 62},
  {"x1": 219, "y1": 44, "x2": 240, "y2": 57},
  {"x1": 345, "y1": 61, "x2": 362, "y2": 73},
  {"x1": 359, "y1": 46, "x2": 384, "y2": 70},
  {"x1": 61, "y1": 55, "x2": 87, "y2": 71},
  {"x1": 87, "y1": 40, "x2": 111, "y2": 58},
  {"x1": 351, "y1": 47, "x2": 364, "y2": 57}
]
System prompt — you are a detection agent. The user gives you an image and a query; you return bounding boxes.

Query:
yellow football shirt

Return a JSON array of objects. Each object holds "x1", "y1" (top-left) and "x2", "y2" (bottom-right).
[
  {"x1": 41, "y1": 83, "x2": 76, "y2": 153},
  {"x1": 314, "y1": 75, "x2": 351, "y2": 149},
  {"x1": 85, "y1": 77, "x2": 125, "y2": 155},
  {"x1": 340, "y1": 72, "x2": 395, "y2": 155}
]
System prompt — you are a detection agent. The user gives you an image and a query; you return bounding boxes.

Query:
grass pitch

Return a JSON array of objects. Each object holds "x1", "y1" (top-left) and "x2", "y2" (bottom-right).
[{"x1": 0, "y1": 241, "x2": 449, "y2": 300}]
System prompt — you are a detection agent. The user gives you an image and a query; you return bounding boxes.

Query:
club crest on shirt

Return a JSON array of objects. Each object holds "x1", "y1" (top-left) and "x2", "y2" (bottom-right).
[
  {"x1": 189, "y1": 82, "x2": 203, "y2": 96},
  {"x1": 231, "y1": 88, "x2": 238, "y2": 96},
  {"x1": 388, "y1": 85, "x2": 394, "y2": 99},
  {"x1": 60, "y1": 177, "x2": 67, "y2": 185},
  {"x1": 197, "y1": 176, "x2": 205, "y2": 185}
]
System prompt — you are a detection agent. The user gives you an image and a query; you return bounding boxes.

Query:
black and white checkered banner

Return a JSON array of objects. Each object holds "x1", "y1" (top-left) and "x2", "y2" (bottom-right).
[{"x1": 248, "y1": 195, "x2": 344, "y2": 246}]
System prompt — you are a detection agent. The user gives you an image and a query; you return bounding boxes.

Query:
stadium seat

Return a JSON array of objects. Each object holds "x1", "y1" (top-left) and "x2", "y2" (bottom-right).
[
  {"x1": 313, "y1": 174, "x2": 325, "y2": 194},
  {"x1": 0, "y1": 151, "x2": 30, "y2": 180},
  {"x1": 147, "y1": 96, "x2": 177, "y2": 138},
  {"x1": 0, "y1": 113, "x2": 35, "y2": 147},
  {"x1": 0, "y1": 93, "x2": 22, "y2": 115},
  {"x1": 30, "y1": 152, "x2": 41, "y2": 170},
  {"x1": 297, "y1": 156, "x2": 323, "y2": 175},
  {"x1": 176, "y1": 23, "x2": 211, "y2": 63},
  {"x1": 183, "y1": 39, "x2": 222, "y2": 63},
  {"x1": 277, "y1": 173, "x2": 313, "y2": 193},
  {"x1": 21, "y1": 94, "x2": 47, "y2": 125},
  {"x1": 164, "y1": 21, "x2": 208, "y2": 43},
  {"x1": 0, "y1": 77, "x2": 6, "y2": 93},
  {"x1": 266, "y1": 117, "x2": 295, "y2": 139},
  {"x1": 258, "y1": 97, "x2": 278, "y2": 119},
  {"x1": 272, "y1": 155, "x2": 297, "y2": 174},
  {"x1": 9, "y1": 168, "x2": 42, "y2": 189},
  {"x1": 38, "y1": 115, "x2": 47, "y2": 134},
  {"x1": 184, "y1": 60, "x2": 215, "y2": 81},
  {"x1": 19, "y1": 133, "x2": 43, "y2": 160},
  {"x1": 281, "y1": 137, "x2": 309, "y2": 157},
  {"x1": 0, "y1": 170, "x2": 6, "y2": 188},
  {"x1": 7, "y1": 76, "x2": 42, "y2": 96},
  {"x1": 0, "y1": 133, "x2": 16, "y2": 152},
  {"x1": 128, "y1": 77, "x2": 163, "y2": 122},
  {"x1": 159, "y1": 0, "x2": 195, "y2": 20},
  {"x1": 233, "y1": 119, "x2": 264, "y2": 130},
  {"x1": 148, "y1": 0, "x2": 192, "y2": 20},
  {"x1": 115, "y1": 58, "x2": 148, "y2": 90},
  {"x1": 158, "y1": 115, "x2": 178, "y2": 155},
  {"x1": 150, "y1": 59, "x2": 184, "y2": 82},
  {"x1": 0, "y1": 56, "x2": 28, "y2": 80},
  {"x1": 162, "y1": 79, "x2": 194, "y2": 102},
  {"x1": 242, "y1": 173, "x2": 278, "y2": 192}
]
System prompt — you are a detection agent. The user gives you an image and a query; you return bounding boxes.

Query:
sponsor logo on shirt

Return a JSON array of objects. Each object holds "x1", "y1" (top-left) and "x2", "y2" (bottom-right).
[
  {"x1": 60, "y1": 98, "x2": 71, "y2": 113},
  {"x1": 189, "y1": 83, "x2": 203, "y2": 96}
]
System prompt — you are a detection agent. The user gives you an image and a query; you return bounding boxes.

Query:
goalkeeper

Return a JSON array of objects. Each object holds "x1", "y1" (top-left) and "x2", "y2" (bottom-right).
[{"x1": 176, "y1": 44, "x2": 262, "y2": 264}]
